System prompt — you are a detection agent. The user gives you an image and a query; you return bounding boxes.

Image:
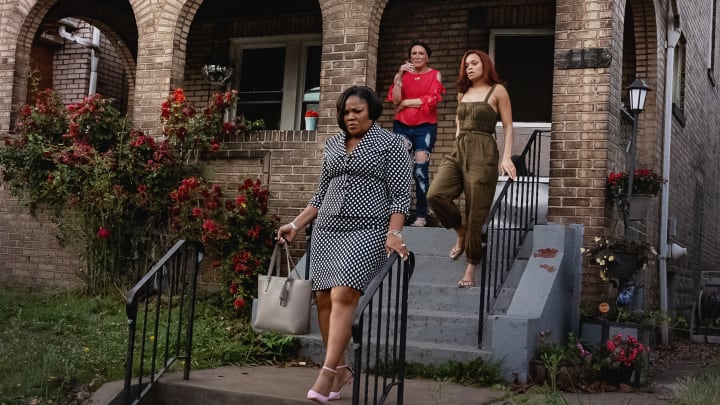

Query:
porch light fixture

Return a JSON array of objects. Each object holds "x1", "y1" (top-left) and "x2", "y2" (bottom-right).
[
  {"x1": 202, "y1": 53, "x2": 233, "y2": 86},
  {"x1": 628, "y1": 78, "x2": 650, "y2": 113}
]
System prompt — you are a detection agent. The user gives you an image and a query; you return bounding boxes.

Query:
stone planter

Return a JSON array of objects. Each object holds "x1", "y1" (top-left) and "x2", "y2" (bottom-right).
[
  {"x1": 602, "y1": 365, "x2": 635, "y2": 386},
  {"x1": 620, "y1": 194, "x2": 655, "y2": 221},
  {"x1": 579, "y1": 317, "x2": 654, "y2": 386},
  {"x1": 627, "y1": 194, "x2": 653, "y2": 220}
]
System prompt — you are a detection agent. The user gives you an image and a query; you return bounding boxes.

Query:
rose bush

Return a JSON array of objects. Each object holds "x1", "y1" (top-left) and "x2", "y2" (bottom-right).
[
  {"x1": 600, "y1": 333, "x2": 649, "y2": 368},
  {"x1": 1, "y1": 86, "x2": 275, "y2": 307},
  {"x1": 168, "y1": 177, "x2": 277, "y2": 312}
]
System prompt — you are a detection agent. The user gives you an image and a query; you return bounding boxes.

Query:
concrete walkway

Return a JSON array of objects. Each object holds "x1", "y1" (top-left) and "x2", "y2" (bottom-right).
[{"x1": 86, "y1": 364, "x2": 675, "y2": 405}]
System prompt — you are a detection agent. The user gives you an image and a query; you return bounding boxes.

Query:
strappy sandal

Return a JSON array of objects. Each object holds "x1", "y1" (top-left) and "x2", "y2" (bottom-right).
[
  {"x1": 457, "y1": 279, "x2": 475, "y2": 288},
  {"x1": 449, "y1": 235, "x2": 465, "y2": 260},
  {"x1": 307, "y1": 366, "x2": 336, "y2": 403},
  {"x1": 328, "y1": 364, "x2": 354, "y2": 401},
  {"x1": 449, "y1": 245, "x2": 465, "y2": 260}
]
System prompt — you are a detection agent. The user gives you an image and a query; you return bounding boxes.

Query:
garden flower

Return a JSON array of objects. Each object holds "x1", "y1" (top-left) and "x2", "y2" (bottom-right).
[
  {"x1": 603, "y1": 334, "x2": 648, "y2": 368},
  {"x1": 97, "y1": 227, "x2": 111, "y2": 240},
  {"x1": 606, "y1": 168, "x2": 664, "y2": 199}
]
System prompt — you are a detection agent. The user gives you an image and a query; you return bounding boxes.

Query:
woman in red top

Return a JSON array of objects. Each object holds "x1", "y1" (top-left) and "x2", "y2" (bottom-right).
[{"x1": 387, "y1": 41, "x2": 446, "y2": 227}]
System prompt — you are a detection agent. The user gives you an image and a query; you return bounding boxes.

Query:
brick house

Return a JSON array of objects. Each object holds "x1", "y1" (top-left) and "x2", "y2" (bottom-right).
[{"x1": 1, "y1": 0, "x2": 719, "y2": 325}]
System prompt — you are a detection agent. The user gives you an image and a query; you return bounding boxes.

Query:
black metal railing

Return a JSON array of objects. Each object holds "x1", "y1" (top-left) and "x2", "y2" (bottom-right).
[
  {"x1": 123, "y1": 240, "x2": 203, "y2": 405},
  {"x1": 350, "y1": 252, "x2": 414, "y2": 405},
  {"x1": 477, "y1": 129, "x2": 550, "y2": 345}
]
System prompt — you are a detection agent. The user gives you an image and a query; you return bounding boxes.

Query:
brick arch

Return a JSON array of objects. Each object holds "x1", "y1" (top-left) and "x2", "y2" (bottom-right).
[
  {"x1": 129, "y1": 0, "x2": 205, "y2": 134},
  {"x1": 168, "y1": 0, "x2": 203, "y2": 90},
  {"x1": 624, "y1": 0, "x2": 660, "y2": 171},
  {"x1": 366, "y1": 0, "x2": 391, "y2": 88},
  {"x1": 315, "y1": 0, "x2": 390, "y2": 121},
  {"x1": 3, "y1": 0, "x2": 139, "y2": 131},
  {"x1": 3, "y1": 0, "x2": 58, "y2": 132}
]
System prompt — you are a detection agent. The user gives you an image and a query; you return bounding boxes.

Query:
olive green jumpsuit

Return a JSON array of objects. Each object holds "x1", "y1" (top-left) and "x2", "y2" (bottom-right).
[{"x1": 427, "y1": 85, "x2": 499, "y2": 265}]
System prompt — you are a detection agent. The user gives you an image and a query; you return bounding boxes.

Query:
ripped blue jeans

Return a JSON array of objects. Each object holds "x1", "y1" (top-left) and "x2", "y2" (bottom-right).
[{"x1": 392, "y1": 121, "x2": 437, "y2": 219}]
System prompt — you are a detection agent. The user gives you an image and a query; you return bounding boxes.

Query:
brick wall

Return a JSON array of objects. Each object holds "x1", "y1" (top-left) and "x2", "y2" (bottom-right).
[
  {"x1": 0, "y1": 0, "x2": 719, "y2": 324},
  {"x1": 0, "y1": 188, "x2": 83, "y2": 289},
  {"x1": 53, "y1": 24, "x2": 91, "y2": 104},
  {"x1": 96, "y1": 32, "x2": 130, "y2": 114}
]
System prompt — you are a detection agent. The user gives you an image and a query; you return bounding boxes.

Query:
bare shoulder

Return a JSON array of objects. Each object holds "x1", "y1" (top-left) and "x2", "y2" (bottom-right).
[
  {"x1": 493, "y1": 83, "x2": 510, "y2": 97},
  {"x1": 435, "y1": 70, "x2": 442, "y2": 81}
]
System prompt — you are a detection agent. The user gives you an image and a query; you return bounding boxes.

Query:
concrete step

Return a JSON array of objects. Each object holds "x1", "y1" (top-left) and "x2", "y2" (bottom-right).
[
  {"x1": 407, "y1": 283, "x2": 481, "y2": 314},
  {"x1": 297, "y1": 333, "x2": 490, "y2": 367}
]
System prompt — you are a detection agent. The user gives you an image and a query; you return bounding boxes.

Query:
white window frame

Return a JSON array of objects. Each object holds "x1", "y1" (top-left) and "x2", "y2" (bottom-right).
[
  {"x1": 489, "y1": 28, "x2": 554, "y2": 129},
  {"x1": 230, "y1": 34, "x2": 321, "y2": 130}
]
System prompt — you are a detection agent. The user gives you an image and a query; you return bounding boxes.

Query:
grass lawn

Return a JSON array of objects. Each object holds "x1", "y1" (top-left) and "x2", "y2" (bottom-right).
[{"x1": 0, "y1": 288, "x2": 297, "y2": 405}]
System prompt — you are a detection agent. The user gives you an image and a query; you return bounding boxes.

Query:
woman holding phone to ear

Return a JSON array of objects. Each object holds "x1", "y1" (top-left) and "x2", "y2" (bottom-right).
[{"x1": 387, "y1": 40, "x2": 445, "y2": 227}]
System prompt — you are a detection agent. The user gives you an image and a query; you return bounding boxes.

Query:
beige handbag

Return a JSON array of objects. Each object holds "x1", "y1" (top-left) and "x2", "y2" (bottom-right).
[{"x1": 253, "y1": 242, "x2": 312, "y2": 335}]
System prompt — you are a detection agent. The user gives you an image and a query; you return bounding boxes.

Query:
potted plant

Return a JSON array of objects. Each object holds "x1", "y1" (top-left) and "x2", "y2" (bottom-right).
[
  {"x1": 582, "y1": 236, "x2": 657, "y2": 281},
  {"x1": 596, "y1": 333, "x2": 649, "y2": 386},
  {"x1": 606, "y1": 168, "x2": 665, "y2": 220},
  {"x1": 304, "y1": 109, "x2": 318, "y2": 130}
]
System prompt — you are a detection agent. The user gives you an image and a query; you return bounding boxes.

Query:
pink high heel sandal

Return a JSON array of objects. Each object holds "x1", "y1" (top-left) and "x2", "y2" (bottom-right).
[
  {"x1": 328, "y1": 364, "x2": 354, "y2": 401},
  {"x1": 307, "y1": 366, "x2": 336, "y2": 404}
]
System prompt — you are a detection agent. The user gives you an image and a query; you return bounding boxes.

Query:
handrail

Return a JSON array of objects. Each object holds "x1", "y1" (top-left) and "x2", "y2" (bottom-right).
[
  {"x1": 477, "y1": 129, "x2": 550, "y2": 346},
  {"x1": 350, "y1": 252, "x2": 414, "y2": 405},
  {"x1": 123, "y1": 240, "x2": 203, "y2": 405}
]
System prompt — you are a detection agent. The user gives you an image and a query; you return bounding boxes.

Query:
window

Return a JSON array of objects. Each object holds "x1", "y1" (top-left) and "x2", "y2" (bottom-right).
[
  {"x1": 709, "y1": 0, "x2": 717, "y2": 86},
  {"x1": 672, "y1": 35, "x2": 686, "y2": 123},
  {"x1": 489, "y1": 29, "x2": 554, "y2": 124},
  {"x1": 230, "y1": 34, "x2": 321, "y2": 130}
]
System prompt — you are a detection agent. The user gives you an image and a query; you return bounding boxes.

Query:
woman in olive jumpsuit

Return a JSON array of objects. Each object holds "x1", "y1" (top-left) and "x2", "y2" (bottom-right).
[{"x1": 427, "y1": 50, "x2": 517, "y2": 288}]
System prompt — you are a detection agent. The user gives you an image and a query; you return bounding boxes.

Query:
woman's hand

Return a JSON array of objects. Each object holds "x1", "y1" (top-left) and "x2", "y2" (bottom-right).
[
  {"x1": 277, "y1": 222, "x2": 298, "y2": 245},
  {"x1": 385, "y1": 230, "x2": 409, "y2": 261},
  {"x1": 501, "y1": 156, "x2": 517, "y2": 181},
  {"x1": 399, "y1": 61, "x2": 414, "y2": 74}
]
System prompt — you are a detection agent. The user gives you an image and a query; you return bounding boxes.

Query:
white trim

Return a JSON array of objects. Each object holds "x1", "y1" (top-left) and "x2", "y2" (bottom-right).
[
  {"x1": 497, "y1": 122, "x2": 551, "y2": 129},
  {"x1": 229, "y1": 34, "x2": 322, "y2": 130}
]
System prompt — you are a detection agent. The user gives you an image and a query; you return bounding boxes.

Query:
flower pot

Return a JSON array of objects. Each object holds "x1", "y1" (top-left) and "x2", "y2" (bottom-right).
[
  {"x1": 627, "y1": 194, "x2": 652, "y2": 220},
  {"x1": 605, "y1": 251, "x2": 640, "y2": 280},
  {"x1": 602, "y1": 365, "x2": 635, "y2": 386},
  {"x1": 304, "y1": 116, "x2": 317, "y2": 130},
  {"x1": 529, "y1": 359, "x2": 550, "y2": 385}
]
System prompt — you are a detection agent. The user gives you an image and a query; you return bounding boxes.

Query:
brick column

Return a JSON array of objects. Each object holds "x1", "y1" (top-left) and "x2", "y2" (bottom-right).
[
  {"x1": 552, "y1": 0, "x2": 620, "y2": 295},
  {"x1": 317, "y1": 0, "x2": 385, "y2": 138},
  {"x1": 131, "y1": 0, "x2": 196, "y2": 135},
  {"x1": 551, "y1": 0, "x2": 618, "y2": 229}
]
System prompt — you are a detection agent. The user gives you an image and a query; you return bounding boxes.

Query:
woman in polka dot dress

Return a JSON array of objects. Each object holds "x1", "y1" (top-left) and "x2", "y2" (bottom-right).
[{"x1": 277, "y1": 85, "x2": 413, "y2": 404}]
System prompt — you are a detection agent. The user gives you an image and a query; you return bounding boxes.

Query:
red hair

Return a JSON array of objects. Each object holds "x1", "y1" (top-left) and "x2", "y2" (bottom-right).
[{"x1": 456, "y1": 50, "x2": 505, "y2": 94}]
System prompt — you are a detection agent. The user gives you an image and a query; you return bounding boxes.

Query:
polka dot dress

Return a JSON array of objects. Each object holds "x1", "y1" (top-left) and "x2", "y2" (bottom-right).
[{"x1": 308, "y1": 124, "x2": 412, "y2": 292}]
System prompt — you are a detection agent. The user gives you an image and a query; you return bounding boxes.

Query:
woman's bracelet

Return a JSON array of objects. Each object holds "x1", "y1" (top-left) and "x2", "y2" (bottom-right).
[
  {"x1": 387, "y1": 230, "x2": 403, "y2": 239},
  {"x1": 289, "y1": 221, "x2": 298, "y2": 230}
]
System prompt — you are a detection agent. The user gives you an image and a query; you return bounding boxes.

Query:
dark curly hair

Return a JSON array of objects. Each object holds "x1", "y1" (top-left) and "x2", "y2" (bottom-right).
[
  {"x1": 407, "y1": 40, "x2": 432, "y2": 58},
  {"x1": 335, "y1": 86, "x2": 383, "y2": 132}
]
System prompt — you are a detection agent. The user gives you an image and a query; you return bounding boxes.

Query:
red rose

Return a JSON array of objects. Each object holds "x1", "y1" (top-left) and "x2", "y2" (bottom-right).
[{"x1": 97, "y1": 227, "x2": 111, "y2": 240}]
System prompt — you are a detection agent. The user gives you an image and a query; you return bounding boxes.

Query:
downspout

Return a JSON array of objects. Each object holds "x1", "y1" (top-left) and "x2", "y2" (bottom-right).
[
  {"x1": 58, "y1": 23, "x2": 101, "y2": 95},
  {"x1": 659, "y1": 2, "x2": 681, "y2": 346}
]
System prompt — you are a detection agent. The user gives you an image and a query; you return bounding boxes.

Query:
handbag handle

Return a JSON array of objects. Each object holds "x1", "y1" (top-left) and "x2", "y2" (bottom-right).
[
  {"x1": 265, "y1": 242, "x2": 299, "y2": 278},
  {"x1": 263, "y1": 242, "x2": 303, "y2": 307}
]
